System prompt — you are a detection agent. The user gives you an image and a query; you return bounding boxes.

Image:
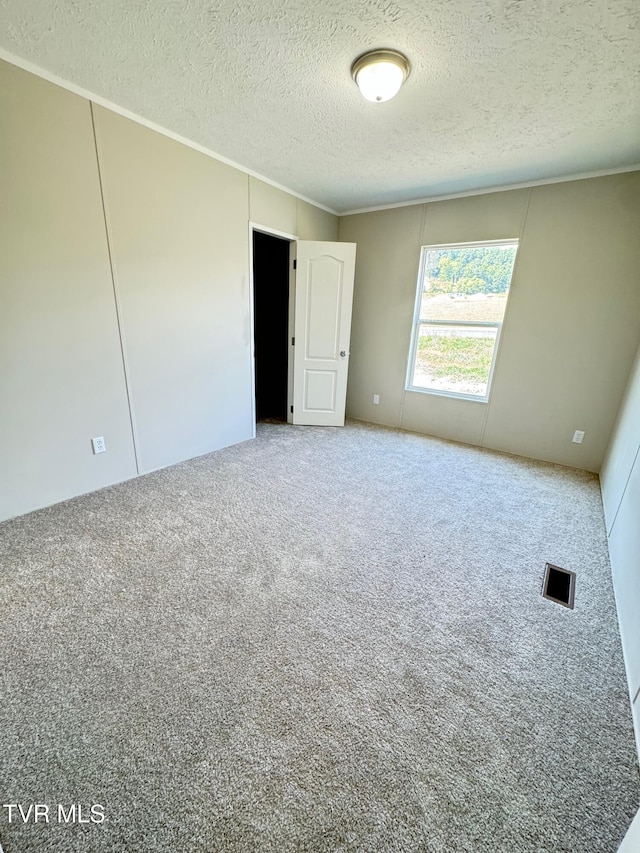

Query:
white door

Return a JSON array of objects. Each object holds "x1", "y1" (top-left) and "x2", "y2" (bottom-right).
[{"x1": 292, "y1": 241, "x2": 356, "y2": 426}]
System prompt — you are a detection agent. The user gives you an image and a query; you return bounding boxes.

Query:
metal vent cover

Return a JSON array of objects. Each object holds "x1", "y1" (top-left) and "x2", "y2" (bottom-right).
[{"x1": 542, "y1": 563, "x2": 576, "y2": 609}]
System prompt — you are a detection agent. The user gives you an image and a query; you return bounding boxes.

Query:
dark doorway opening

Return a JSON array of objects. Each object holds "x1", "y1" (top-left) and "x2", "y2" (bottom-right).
[{"x1": 253, "y1": 230, "x2": 290, "y2": 422}]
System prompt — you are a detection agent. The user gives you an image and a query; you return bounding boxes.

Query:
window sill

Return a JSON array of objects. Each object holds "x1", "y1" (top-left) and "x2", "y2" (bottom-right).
[{"x1": 405, "y1": 385, "x2": 490, "y2": 404}]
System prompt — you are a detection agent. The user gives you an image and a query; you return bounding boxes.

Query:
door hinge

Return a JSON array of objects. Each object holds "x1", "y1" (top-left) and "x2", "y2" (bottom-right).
[
  {"x1": 293, "y1": 259, "x2": 297, "y2": 269},
  {"x1": 290, "y1": 405, "x2": 294, "y2": 414},
  {"x1": 291, "y1": 337, "x2": 295, "y2": 346}
]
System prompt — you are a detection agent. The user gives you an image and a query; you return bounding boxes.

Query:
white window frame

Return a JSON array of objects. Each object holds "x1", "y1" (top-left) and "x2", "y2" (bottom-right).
[{"x1": 406, "y1": 239, "x2": 519, "y2": 403}]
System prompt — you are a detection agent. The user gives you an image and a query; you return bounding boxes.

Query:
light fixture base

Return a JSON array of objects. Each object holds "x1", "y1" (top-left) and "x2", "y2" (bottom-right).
[{"x1": 351, "y1": 49, "x2": 411, "y2": 103}]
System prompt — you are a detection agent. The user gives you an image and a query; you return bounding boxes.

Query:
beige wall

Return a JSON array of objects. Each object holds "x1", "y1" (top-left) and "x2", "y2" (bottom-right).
[
  {"x1": 93, "y1": 106, "x2": 253, "y2": 473},
  {"x1": 0, "y1": 59, "x2": 337, "y2": 521},
  {"x1": 249, "y1": 177, "x2": 338, "y2": 241},
  {"x1": 296, "y1": 199, "x2": 338, "y2": 242},
  {"x1": 339, "y1": 174, "x2": 640, "y2": 471},
  {"x1": 0, "y1": 61, "x2": 137, "y2": 520},
  {"x1": 601, "y1": 344, "x2": 640, "y2": 758}
]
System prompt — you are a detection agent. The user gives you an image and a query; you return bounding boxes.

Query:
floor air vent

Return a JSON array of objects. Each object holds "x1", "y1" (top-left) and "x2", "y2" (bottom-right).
[{"x1": 542, "y1": 563, "x2": 576, "y2": 609}]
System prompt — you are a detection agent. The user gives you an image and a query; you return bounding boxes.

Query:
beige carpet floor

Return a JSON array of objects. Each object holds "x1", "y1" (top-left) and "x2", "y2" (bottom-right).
[{"x1": 0, "y1": 420, "x2": 638, "y2": 852}]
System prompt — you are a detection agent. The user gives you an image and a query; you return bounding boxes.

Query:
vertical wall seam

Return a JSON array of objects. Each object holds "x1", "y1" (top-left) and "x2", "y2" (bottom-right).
[
  {"x1": 479, "y1": 187, "x2": 533, "y2": 448},
  {"x1": 90, "y1": 102, "x2": 142, "y2": 475},
  {"x1": 418, "y1": 199, "x2": 429, "y2": 245},
  {"x1": 607, "y1": 443, "x2": 640, "y2": 539}
]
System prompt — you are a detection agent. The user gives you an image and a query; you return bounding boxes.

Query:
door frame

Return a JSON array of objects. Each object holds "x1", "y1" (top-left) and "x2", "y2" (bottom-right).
[{"x1": 248, "y1": 222, "x2": 297, "y2": 437}]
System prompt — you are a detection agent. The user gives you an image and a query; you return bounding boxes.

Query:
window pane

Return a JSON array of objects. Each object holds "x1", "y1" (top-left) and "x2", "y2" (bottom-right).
[
  {"x1": 412, "y1": 323, "x2": 498, "y2": 397},
  {"x1": 421, "y1": 292, "x2": 508, "y2": 323},
  {"x1": 407, "y1": 242, "x2": 518, "y2": 399},
  {"x1": 423, "y1": 244, "x2": 517, "y2": 296}
]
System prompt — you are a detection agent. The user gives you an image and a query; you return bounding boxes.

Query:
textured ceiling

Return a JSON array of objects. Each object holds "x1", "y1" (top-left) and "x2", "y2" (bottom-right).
[{"x1": 1, "y1": 0, "x2": 639, "y2": 212}]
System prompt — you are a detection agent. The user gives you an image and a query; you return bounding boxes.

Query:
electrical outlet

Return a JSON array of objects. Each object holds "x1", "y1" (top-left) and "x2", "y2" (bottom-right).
[
  {"x1": 373, "y1": 394, "x2": 380, "y2": 405},
  {"x1": 572, "y1": 430, "x2": 585, "y2": 444},
  {"x1": 91, "y1": 436, "x2": 106, "y2": 454}
]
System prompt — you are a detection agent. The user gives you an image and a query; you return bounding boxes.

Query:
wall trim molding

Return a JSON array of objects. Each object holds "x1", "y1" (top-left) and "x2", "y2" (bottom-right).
[
  {"x1": 340, "y1": 165, "x2": 640, "y2": 216},
  {"x1": 2, "y1": 48, "x2": 639, "y2": 223}
]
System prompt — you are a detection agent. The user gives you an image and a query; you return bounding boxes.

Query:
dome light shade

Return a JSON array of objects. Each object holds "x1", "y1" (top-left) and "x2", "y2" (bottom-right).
[{"x1": 351, "y1": 49, "x2": 411, "y2": 103}]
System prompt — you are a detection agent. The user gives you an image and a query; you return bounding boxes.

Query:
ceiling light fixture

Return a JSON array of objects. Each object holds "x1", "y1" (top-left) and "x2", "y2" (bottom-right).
[{"x1": 351, "y1": 49, "x2": 411, "y2": 103}]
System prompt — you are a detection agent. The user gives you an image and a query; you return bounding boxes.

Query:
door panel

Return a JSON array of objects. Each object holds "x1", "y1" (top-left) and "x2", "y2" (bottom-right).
[
  {"x1": 304, "y1": 370, "x2": 337, "y2": 411},
  {"x1": 306, "y1": 257, "x2": 342, "y2": 358},
  {"x1": 292, "y1": 241, "x2": 356, "y2": 426}
]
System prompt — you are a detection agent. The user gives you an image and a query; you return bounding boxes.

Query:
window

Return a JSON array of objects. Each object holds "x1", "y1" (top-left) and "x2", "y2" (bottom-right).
[{"x1": 406, "y1": 240, "x2": 518, "y2": 401}]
